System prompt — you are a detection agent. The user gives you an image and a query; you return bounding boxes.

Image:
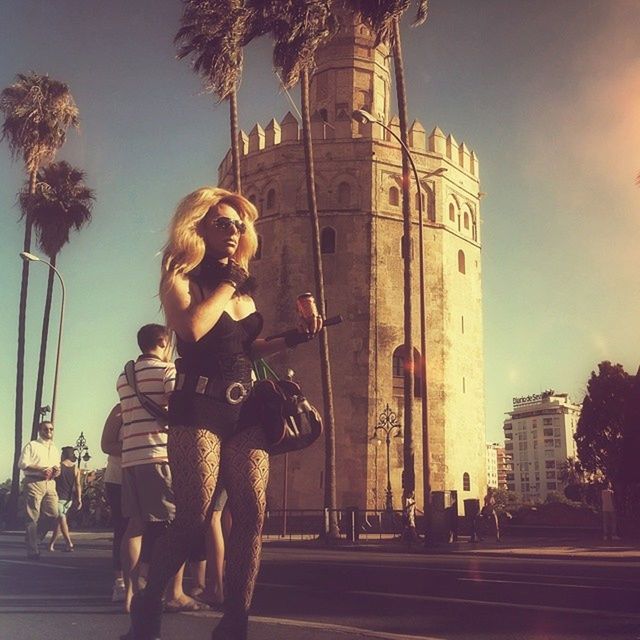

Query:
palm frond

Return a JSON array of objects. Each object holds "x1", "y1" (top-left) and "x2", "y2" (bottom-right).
[
  {"x1": 268, "y1": 0, "x2": 338, "y2": 88},
  {"x1": 0, "y1": 72, "x2": 79, "y2": 173},
  {"x1": 20, "y1": 160, "x2": 94, "y2": 257},
  {"x1": 175, "y1": 0, "x2": 256, "y2": 100}
]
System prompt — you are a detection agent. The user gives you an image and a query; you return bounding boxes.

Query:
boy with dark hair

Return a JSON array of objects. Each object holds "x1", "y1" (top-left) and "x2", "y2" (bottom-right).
[{"x1": 118, "y1": 324, "x2": 199, "y2": 612}]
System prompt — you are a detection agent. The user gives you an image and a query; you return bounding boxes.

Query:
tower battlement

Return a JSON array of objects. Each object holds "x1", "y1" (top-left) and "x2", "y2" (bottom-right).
[{"x1": 218, "y1": 112, "x2": 479, "y2": 183}]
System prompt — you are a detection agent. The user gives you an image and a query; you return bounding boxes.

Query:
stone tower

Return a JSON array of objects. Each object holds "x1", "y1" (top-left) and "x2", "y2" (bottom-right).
[{"x1": 218, "y1": 14, "x2": 486, "y2": 513}]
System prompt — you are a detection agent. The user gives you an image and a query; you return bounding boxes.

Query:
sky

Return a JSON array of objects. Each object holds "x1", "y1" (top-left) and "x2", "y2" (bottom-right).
[{"x1": 1, "y1": 0, "x2": 639, "y2": 480}]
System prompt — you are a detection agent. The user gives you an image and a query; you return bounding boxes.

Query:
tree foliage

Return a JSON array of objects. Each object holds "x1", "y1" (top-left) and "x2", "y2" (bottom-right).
[
  {"x1": 575, "y1": 361, "x2": 640, "y2": 485},
  {"x1": 20, "y1": 161, "x2": 95, "y2": 258},
  {"x1": 0, "y1": 72, "x2": 79, "y2": 174}
]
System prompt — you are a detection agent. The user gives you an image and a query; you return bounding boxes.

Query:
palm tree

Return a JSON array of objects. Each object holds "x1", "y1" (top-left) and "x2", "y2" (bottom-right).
[
  {"x1": 353, "y1": 0, "x2": 428, "y2": 542},
  {"x1": 266, "y1": 0, "x2": 341, "y2": 538},
  {"x1": 20, "y1": 161, "x2": 94, "y2": 440},
  {"x1": 175, "y1": 0, "x2": 269, "y2": 190},
  {"x1": 0, "y1": 72, "x2": 79, "y2": 525}
]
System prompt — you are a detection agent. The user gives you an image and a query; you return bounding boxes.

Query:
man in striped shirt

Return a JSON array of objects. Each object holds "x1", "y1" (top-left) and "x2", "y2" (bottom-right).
[{"x1": 118, "y1": 324, "x2": 189, "y2": 612}]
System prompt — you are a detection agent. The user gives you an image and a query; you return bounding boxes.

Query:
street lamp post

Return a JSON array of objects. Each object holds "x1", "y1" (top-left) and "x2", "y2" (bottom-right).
[
  {"x1": 74, "y1": 431, "x2": 91, "y2": 469},
  {"x1": 374, "y1": 404, "x2": 402, "y2": 512},
  {"x1": 20, "y1": 252, "x2": 66, "y2": 423},
  {"x1": 351, "y1": 111, "x2": 447, "y2": 540}
]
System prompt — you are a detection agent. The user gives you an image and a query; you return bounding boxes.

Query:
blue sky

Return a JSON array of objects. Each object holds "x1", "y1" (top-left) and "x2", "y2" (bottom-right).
[{"x1": 1, "y1": 0, "x2": 639, "y2": 479}]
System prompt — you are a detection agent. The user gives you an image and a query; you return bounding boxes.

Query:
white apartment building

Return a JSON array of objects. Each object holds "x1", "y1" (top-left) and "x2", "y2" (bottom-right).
[
  {"x1": 503, "y1": 391, "x2": 581, "y2": 502},
  {"x1": 486, "y1": 443, "x2": 500, "y2": 489}
]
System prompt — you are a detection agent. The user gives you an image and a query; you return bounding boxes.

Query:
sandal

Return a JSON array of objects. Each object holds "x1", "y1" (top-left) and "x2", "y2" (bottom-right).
[{"x1": 164, "y1": 598, "x2": 210, "y2": 613}]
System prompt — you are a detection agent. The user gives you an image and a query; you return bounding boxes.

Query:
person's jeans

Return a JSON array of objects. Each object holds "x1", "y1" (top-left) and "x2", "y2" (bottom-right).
[{"x1": 24, "y1": 479, "x2": 58, "y2": 555}]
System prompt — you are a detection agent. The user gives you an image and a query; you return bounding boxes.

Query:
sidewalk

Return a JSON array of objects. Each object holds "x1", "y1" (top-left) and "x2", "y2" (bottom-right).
[
  {"x1": 5, "y1": 529, "x2": 634, "y2": 562},
  {"x1": 261, "y1": 533, "x2": 640, "y2": 562}
]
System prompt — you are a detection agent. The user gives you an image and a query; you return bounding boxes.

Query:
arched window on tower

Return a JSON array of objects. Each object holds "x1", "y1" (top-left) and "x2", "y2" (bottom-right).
[
  {"x1": 464, "y1": 210, "x2": 470, "y2": 230},
  {"x1": 463, "y1": 472, "x2": 471, "y2": 492},
  {"x1": 337, "y1": 181, "x2": 351, "y2": 207},
  {"x1": 415, "y1": 191, "x2": 425, "y2": 212},
  {"x1": 266, "y1": 188, "x2": 276, "y2": 210},
  {"x1": 458, "y1": 249, "x2": 466, "y2": 274},
  {"x1": 392, "y1": 346, "x2": 422, "y2": 398},
  {"x1": 389, "y1": 186, "x2": 400, "y2": 207},
  {"x1": 449, "y1": 202, "x2": 456, "y2": 222},
  {"x1": 321, "y1": 227, "x2": 336, "y2": 254},
  {"x1": 425, "y1": 186, "x2": 436, "y2": 222},
  {"x1": 472, "y1": 215, "x2": 478, "y2": 241}
]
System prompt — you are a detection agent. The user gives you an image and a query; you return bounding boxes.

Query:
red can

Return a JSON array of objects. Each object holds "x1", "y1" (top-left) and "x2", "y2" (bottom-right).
[{"x1": 296, "y1": 292, "x2": 318, "y2": 320}]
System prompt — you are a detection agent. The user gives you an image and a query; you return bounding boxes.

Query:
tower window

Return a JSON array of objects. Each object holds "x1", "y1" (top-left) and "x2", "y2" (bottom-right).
[
  {"x1": 266, "y1": 188, "x2": 276, "y2": 210},
  {"x1": 458, "y1": 249, "x2": 466, "y2": 274},
  {"x1": 337, "y1": 181, "x2": 351, "y2": 207},
  {"x1": 449, "y1": 202, "x2": 455, "y2": 221},
  {"x1": 415, "y1": 191, "x2": 425, "y2": 212},
  {"x1": 461, "y1": 315, "x2": 464, "y2": 334},
  {"x1": 389, "y1": 186, "x2": 399, "y2": 206},
  {"x1": 392, "y1": 345, "x2": 422, "y2": 398},
  {"x1": 426, "y1": 187, "x2": 436, "y2": 222},
  {"x1": 320, "y1": 227, "x2": 336, "y2": 254},
  {"x1": 464, "y1": 211, "x2": 470, "y2": 229},
  {"x1": 463, "y1": 472, "x2": 471, "y2": 491}
]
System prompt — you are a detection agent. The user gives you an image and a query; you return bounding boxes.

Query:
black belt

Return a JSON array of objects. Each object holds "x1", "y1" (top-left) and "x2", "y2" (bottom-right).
[{"x1": 175, "y1": 373, "x2": 253, "y2": 405}]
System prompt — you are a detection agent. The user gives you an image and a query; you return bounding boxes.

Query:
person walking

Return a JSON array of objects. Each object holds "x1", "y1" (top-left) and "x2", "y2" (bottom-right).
[
  {"x1": 18, "y1": 421, "x2": 60, "y2": 560},
  {"x1": 122, "y1": 187, "x2": 321, "y2": 640},
  {"x1": 601, "y1": 482, "x2": 617, "y2": 542},
  {"x1": 48, "y1": 446, "x2": 82, "y2": 551},
  {"x1": 101, "y1": 404, "x2": 128, "y2": 602},
  {"x1": 118, "y1": 324, "x2": 199, "y2": 613}
]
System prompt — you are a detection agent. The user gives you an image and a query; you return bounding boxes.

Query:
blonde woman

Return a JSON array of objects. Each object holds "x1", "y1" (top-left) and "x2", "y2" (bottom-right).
[{"x1": 122, "y1": 188, "x2": 321, "y2": 640}]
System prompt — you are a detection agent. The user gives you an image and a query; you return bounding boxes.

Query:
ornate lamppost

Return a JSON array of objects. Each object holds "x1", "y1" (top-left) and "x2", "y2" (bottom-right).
[
  {"x1": 74, "y1": 431, "x2": 91, "y2": 469},
  {"x1": 374, "y1": 404, "x2": 402, "y2": 511}
]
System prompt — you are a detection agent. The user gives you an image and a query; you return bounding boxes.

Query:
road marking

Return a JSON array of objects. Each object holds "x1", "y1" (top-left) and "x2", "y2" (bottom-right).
[
  {"x1": 193, "y1": 610, "x2": 444, "y2": 640},
  {"x1": 0, "y1": 558, "x2": 78, "y2": 571},
  {"x1": 264, "y1": 558, "x2": 640, "y2": 586},
  {"x1": 458, "y1": 577, "x2": 640, "y2": 592},
  {"x1": 348, "y1": 590, "x2": 640, "y2": 620},
  {"x1": 259, "y1": 581, "x2": 640, "y2": 621}
]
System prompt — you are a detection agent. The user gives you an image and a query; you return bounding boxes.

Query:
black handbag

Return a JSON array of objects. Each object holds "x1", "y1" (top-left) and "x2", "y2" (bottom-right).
[{"x1": 252, "y1": 361, "x2": 323, "y2": 456}]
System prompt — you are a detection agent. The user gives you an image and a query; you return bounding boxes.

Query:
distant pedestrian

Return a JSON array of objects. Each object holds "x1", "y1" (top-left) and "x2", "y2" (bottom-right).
[
  {"x1": 18, "y1": 422, "x2": 60, "y2": 559},
  {"x1": 601, "y1": 482, "x2": 617, "y2": 542},
  {"x1": 101, "y1": 404, "x2": 128, "y2": 602},
  {"x1": 480, "y1": 488, "x2": 500, "y2": 542},
  {"x1": 48, "y1": 446, "x2": 82, "y2": 552}
]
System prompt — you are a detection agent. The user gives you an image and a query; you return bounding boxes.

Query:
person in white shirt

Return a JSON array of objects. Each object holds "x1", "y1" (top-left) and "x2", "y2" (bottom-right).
[
  {"x1": 18, "y1": 422, "x2": 60, "y2": 559},
  {"x1": 601, "y1": 482, "x2": 617, "y2": 542}
]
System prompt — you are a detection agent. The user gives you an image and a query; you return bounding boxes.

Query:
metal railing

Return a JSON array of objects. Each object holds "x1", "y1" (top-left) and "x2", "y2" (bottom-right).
[{"x1": 262, "y1": 508, "x2": 406, "y2": 541}]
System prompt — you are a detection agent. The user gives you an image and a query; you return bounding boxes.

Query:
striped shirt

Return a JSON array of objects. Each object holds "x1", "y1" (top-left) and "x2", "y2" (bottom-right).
[{"x1": 117, "y1": 357, "x2": 176, "y2": 468}]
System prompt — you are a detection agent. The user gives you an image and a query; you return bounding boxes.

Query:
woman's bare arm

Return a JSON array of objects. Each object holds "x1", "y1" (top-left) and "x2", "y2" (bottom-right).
[
  {"x1": 101, "y1": 405, "x2": 123, "y2": 456},
  {"x1": 250, "y1": 337, "x2": 289, "y2": 360},
  {"x1": 162, "y1": 272, "x2": 236, "y2": 342}
]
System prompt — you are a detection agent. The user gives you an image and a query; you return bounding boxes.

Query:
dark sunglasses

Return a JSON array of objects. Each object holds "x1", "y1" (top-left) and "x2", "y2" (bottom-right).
[{"x1": 211, "y1": 216, "x2": 246, "y2": 235}]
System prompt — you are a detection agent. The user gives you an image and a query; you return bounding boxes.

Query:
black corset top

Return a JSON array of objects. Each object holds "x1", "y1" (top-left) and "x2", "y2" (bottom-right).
[{"x1": 176, "y1": 310, "x2": 263, "y2": 383}]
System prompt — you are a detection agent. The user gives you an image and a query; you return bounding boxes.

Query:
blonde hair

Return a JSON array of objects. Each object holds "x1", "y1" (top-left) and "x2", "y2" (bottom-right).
[{"x1": 160, "y1": 187, "x2": 259, "y2": 299}]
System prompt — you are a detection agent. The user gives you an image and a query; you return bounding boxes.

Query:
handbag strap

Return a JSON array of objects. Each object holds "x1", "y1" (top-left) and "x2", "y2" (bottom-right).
[
  {"x1": 124, "y1": 360, "x2": 168, "y2": 420},
  {"x1": 253, "y1": 358, "x2": 280, "y2": 382}
]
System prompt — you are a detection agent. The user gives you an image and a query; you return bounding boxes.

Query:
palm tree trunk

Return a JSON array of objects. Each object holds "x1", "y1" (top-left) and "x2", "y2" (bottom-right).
[
  {"x1": 300, "y1": 68, "x2": 339, "y2": 539},
  {"x1": 229, "y1": 89, "x2": 242, "y2": 192},
  {"x1": 7, "y1": 168, "x2": 37, "y2": 527},
  {"x1": 392, "y1": 18, "x2": 418, "y2": 542},
  {"x1": 31, "y1": 254, "x2": 57, "y2": 440}
]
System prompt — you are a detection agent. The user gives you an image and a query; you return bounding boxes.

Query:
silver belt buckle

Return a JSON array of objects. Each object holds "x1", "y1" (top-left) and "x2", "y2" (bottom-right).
[
  {"x1": 225, "y1": 382, "x2": 247, "y2": 405},
  {"x1": 195, "y1": 376, "x2": 209, "y2": 394}
]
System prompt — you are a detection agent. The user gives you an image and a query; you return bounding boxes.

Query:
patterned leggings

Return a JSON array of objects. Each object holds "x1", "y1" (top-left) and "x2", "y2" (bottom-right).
[{"x1": 145, "y1": 425, "x2": 269, "y2": 614}]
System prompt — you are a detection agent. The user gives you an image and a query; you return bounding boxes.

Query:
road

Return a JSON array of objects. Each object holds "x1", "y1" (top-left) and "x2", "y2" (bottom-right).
[{"x1": 0, "y1": 532, "x2": 639, "y2": 639}]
